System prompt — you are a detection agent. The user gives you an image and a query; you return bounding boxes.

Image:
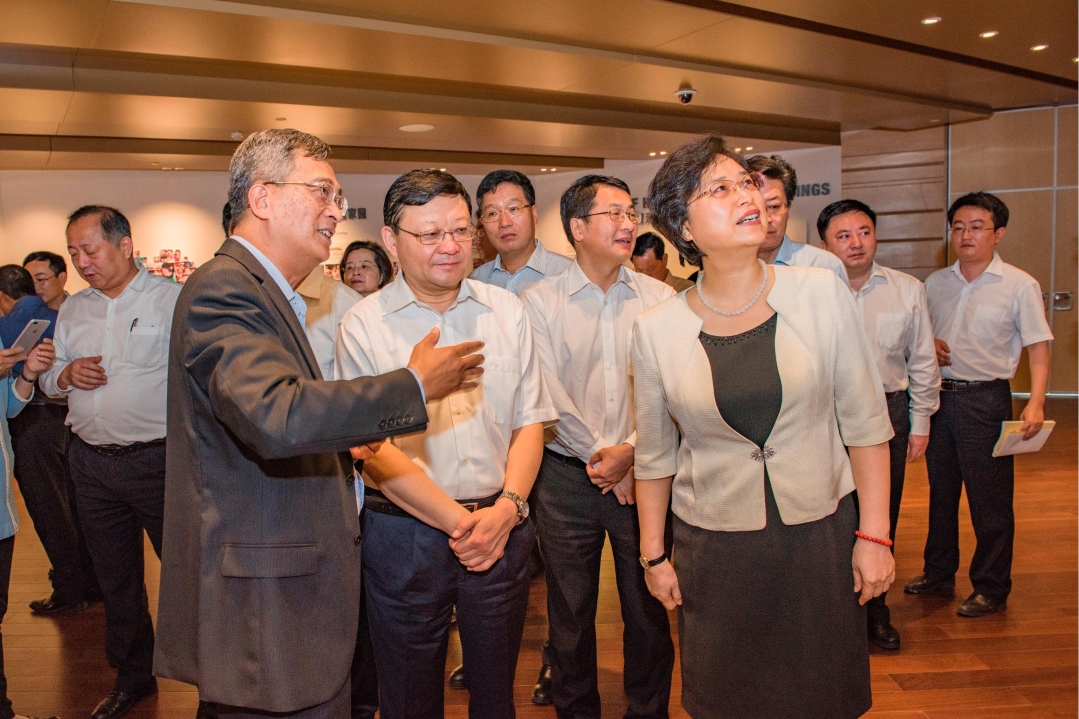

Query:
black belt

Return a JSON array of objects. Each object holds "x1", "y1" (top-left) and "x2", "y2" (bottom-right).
[
  {"x1": 543, "y1": 447, "x2": 588, "y2": 470},
  {"x1": 84, "y1": 438, "x2": 166, "y2": 456},
  {"x1": 940, "y1": 378, "x2": 1009, "y2": 393},
  {"x1": 884, "y1": 390, "x2": 906, "y2": 400},
  {"x1": 363, "y1": 488, "x2": 502, "y2": 518}
]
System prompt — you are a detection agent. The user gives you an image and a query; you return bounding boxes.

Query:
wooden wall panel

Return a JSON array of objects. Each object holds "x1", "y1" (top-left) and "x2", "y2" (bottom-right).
[
  {"x1": 876, "y1": 211, "x2": 945, "y2": 241},
  {"x1": 1057, "y1": 106, "x2": 1077, "y2": 188},
  {"x1": 951, "y1": 109, "x2": 1056, "y2": 193},
  {"x1": 875, "y1": 240, "x2": 947, "y2": 269},
  {"x1": 963, "y1": 189, "x2": 1055, "y2": 290},
  {"x1": 851, "y1": 182, "x2": 945, "y2": 213},
  {"x1": 1052, "y1": 188, "x2": 1077, "y2": 392}
]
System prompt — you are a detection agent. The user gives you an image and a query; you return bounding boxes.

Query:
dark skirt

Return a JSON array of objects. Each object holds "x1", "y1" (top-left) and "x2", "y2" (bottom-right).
[{"x1": 674, "y1": 480, "x2": 871, "y2": 719}]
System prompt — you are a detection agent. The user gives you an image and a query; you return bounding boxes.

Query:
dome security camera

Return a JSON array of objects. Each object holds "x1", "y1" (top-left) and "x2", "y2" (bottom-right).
[{"x1": 675, "y1": 87, "x2": 697, "y2": 104}]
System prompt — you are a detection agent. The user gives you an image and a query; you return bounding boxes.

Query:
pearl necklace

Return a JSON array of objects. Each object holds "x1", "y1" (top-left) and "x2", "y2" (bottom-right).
[{"x1": 695, "y1": 259, "x2": 768, "y2": 317}]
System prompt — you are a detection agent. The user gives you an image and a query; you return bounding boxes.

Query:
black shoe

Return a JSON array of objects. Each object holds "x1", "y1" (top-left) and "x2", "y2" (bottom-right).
[
  {"x1": 868, "y1": 618, "x2": 901, "y2": 650},
  {"x1": 196, "y1": 700, "x2": 219, "y2": 719},
  {"x1": 957, "y1": 593, "x2": 1007, "y2": 618},
  {"x1": 531, "y1": 663, "x2": 552, "y2": 705},
  {"x1": 90, "y1": 686, "x2": 157, "y2": 719},
  {"x1": 448, "y1": 664, "x2": 467, "y2": 690},
  {"x1": 903, "y1": 575, "x2": 956, "y2": 596},
  {"x1": 29, "y1": 594, "x2": 88, "y2": 615}
]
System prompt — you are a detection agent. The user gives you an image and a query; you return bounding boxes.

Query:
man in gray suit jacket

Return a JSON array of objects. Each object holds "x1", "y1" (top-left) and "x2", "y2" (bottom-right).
[{"x1": 154, "y1": 129, "x2": 484, "y2": 718}]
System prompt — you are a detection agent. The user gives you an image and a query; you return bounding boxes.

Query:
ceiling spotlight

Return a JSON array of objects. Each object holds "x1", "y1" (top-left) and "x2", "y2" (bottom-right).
[
  {"x1": 659, "y1": 151, "x2": 667, "y2": 155},
  {"x1": 150, "y1": 161, "x2": 159, "y2": 167},
  {"x1": 979, "y1": 31, "x2": 998, "y2": 38},
  {"x1": 439, "y1": 168, "x2": 446, "y2": 171},
  {"x1": 550, "y1": 168, "x2": 557, "y2": 172},
  {"x1": 175, "y1": 167, "x2": 185, "y2": 171},
  {"x1": 921, "y1": 16, "x2": 941, "y2": 25},
  {"x1": 230, "y1": 131, "x2": 244, "y2": 140},
  {"x1": 744, "y1": 146, "x2": 753, "y2": 151},
  {"x1": 735, "y1": 147, "x2": 742, "y2": 153},
  {"x1": 1074, "y1": 57, "x2": 1079, "y2": 62},
  {"x1": 1031, "y1": 44, "x2": 1048, "y2": 51},
  {"x1": 399, "y1": 123, "x2": 435, "y2": 132},
  {"x1": 540, "y1": 168, "x2": 547, "y2": 172},
  {"x1": 649, "y1": 152, "x2": 657, "y2": 157}
]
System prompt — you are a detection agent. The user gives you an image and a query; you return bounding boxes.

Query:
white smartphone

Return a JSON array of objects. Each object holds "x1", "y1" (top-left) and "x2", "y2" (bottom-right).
[{"x1": 10, "y1": 319, "x2": 50, "y2": 355}]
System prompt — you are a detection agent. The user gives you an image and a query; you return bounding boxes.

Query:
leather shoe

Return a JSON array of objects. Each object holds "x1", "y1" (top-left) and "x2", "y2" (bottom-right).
[
  {"x1": 957, "y1": 593, "x2": 1007, "y2": 618},
  {"x1": 90, "y1": 686, "x2": 157, "y2": 719},
  {"x1": 532, "y1": 663, "x2": 552, "y2": 705},
  {"x1": 448, "y1": 664, "x2": 467, "y2": 690},
  {"x1": 29, "y1": 594, "x2": 88, "y2": 615},
  {"x1": 868, "y1": 619, "x2": 901, "y2": 650},
  {"x1": 903, "y1": 574, "x2": 955, "y2": 596}
]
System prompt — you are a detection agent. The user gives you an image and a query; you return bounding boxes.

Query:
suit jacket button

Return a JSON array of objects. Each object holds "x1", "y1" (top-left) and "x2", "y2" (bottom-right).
[
  {"x1": 378, "y1": 419, "x2": 387, "y2": 429},
  {"x1": 354, "y1": 535, "x2": 362, "y2": 546},
  {"x1": 387, "y1": 418, "x2": 396, "y2": 428},
  {"x1": 346, "y1": 475, "x2": 355, "y2": 486},
  {"x1": 404, "y1": 414, "x2": 412, "y2": 424}
]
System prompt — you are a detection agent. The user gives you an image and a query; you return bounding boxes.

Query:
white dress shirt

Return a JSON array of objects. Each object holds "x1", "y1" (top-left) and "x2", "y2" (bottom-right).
[
  {"x1": 851, "y1": 263, "x2": 940, "y2": 436},
  {"x1": 335, "y1": 275, "x2": 556, "y2": 500},
  {"x1": 773, "y1": 235, "x2": 849, "y2": 284},
  {"x1": 231, "y1": 236, "x2": 308, "y2": 324},
  {"x1": 297, "y1": 269, "x2": 362, "y2": 379},
  {"x1": 470, "y1": 239, "x2": 574, "y2": 296},
  {"x1": 40, "y1": 267, "x2": 181, "y2": 445},
  {"x1": 924, "y1": 253, "x2": 1054, "y2": 382},
  {"x1": 521, "y1": 262, "x2": 676, "y2": 463}
]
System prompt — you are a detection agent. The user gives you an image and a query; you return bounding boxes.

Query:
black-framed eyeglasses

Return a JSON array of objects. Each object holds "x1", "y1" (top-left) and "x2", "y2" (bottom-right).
[
  {"x1": 396, "y1": 226, "x2": 477, "y2": 246},
  {"x1": 479, "y1": 204, "x2": 534, "y2": 224},
  {"x1": 580, "y1": 208, "x2": 640, "y2": 225},
  {"x1": 689, "y1": 173, "x2": 766, "y2": 205},
  {"x1": 949, "y1": 223, "x2": 997, "y2": 235},
  {"x1": 265, "y1": 180, "x2": 348, "y2": 213}
]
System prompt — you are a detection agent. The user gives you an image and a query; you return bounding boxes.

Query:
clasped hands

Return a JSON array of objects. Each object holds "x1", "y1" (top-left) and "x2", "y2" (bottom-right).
[
  {"x1": 449, "y1": 498, "x2": 520, "y2": 572},
  {"x1": 587, "y1": 443, "x2": 636, "y2": 505}
]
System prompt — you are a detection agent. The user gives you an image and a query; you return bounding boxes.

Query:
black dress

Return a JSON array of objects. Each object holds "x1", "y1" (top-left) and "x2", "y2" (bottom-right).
[{"x1": 674, "y1": 313, "x2": 871, "y2": 719}]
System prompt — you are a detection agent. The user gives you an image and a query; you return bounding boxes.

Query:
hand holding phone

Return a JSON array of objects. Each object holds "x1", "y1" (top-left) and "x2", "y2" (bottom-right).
[{"x1": 10, "y1": 319, "x2": 49, "y2": 356}]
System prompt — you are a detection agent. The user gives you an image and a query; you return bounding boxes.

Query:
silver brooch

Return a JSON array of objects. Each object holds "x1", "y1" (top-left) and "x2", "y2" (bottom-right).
[{"x1": 751, "y1": 446, "x2": 776, "y2": 462}]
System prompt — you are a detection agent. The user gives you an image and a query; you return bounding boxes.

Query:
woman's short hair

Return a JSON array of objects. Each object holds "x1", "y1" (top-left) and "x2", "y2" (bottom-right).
[
  {"x1": 341, "y1": 240, "x2": 393, "y2": 289},
  {"x1": 647, "y1": 135, "x2": 748, "y2": 269}
]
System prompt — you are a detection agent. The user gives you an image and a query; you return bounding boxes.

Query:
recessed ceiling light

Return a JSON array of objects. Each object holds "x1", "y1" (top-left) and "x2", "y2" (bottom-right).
[
  {"x1": 735, "y1": 147, "x2": 742, "y2": 153},
  {"x1": 230, "y1": 131, "x2": 244, "y2": 140},
  {"x1": 979, "y1": 31, "x2": 998, "y2": 38},
  {"x1": 162, "y1": 167, "x2": 173, "y2": 171},
  {"x1": 1074, "y1": 57, "x2": 1079, "y2": 62},
  {"x1": 1031, "y1": 44, "x2": 1048, "y2": 51},
  {"x1": 399, "y1": 123, "x2": 435, "y2": 132},
  {"x1": 649, "y1": 152, "x2": 657, "y2": 157},
  {"x1": 745, "y1": 146, "x2": 753, "y2": 151},
  {"x1": 439, "y1": 168, "x2": 446, "y2": 171},
  {"x1": 550, "y1": 168, "x2": 557, "y2": 172},
  {"x1": 540, "y1": 168, "x2": 547, "y2": 172},
  {"x1": 275, "y1": 117, "x2": 287, "y2": 121},
  {"x1": 175, "y1": 167, "x2": 185, "y2": 171},
  {"x1": 921, "y1": 16, "x2": 941, "y2": 25},
  {"x1": 659, "y1": 151, "x2": 667, "y2": 155},
  {"x1": 150, "y1": 161, "x2": 159, "y2": 167}
]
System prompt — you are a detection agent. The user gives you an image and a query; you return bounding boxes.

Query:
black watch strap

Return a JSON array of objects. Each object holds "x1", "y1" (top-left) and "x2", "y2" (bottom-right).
[{"x1": 639, "y1": 552, "x2": 668, "y2": 569}]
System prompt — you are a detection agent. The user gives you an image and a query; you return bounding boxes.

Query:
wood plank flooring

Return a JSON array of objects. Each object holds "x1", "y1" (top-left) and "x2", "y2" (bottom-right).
[{"x1": 4, "y1": 399, "x2": 1075, "y2": 718}]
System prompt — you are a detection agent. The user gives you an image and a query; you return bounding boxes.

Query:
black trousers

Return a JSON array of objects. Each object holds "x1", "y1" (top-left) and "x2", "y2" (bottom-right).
[
  {"x1": 866, "y1": 391, "x2": 912, "y2": 623},
  {"x1": 362, "y1": 507, "x2": 535, "y2": 719},
  {"x1": 8, "y1": 402, "x2": 95, "y2": 603},
  {"x1": 350, "y1": 512, "x2": 378, "y2": 719},
  {"x1": 533, "y1": 450, "x2": 674, "y2": 719},
  {"x1": 923, "y1": 380, "x2": 1014, "y2": 600},
  {"x1": 69, "y1": 436, "x2": 165, "y2": 693},
  {"x1": 0, "y1": 536, "x2": 14, "y2": 719}
]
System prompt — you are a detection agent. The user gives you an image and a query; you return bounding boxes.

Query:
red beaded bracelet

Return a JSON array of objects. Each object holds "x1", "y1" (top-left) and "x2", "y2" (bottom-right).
[{"x1": 854, "y1": 531, "x2": 893, "y2": 547}]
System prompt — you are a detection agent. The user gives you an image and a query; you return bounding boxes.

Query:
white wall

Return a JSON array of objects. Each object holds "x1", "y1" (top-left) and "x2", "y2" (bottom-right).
[{"x1": 0, "y1": 145, "x2": 839, "y2": 290}]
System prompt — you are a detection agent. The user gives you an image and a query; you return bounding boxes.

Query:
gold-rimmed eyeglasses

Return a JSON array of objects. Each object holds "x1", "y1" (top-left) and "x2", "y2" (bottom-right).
[
  {"x1": 396, "y1": 226, "x2": 476, "y2": 246},
  {"x1": 580, "y1": 208, "x2": 640, "y2": 225},
  {"x1": 265, "y1": 180, "x2": 348, "y2": 214},
  {"x1": 479, "y1": 204, "x2": 534, "y2": 224},
  {"x1": 689, "y1": 173, "x2": 766, "y2": 205}
]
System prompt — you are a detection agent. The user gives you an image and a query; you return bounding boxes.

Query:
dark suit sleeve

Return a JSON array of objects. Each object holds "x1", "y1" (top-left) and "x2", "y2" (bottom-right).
[{"x1": 179, "y1": 268, "x2": 427, "y2": 459}]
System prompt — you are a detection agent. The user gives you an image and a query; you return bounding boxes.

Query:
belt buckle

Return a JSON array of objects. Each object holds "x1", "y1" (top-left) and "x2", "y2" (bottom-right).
[{"x1": 461, "y1": 502, "x2": 479, "y2": 513}]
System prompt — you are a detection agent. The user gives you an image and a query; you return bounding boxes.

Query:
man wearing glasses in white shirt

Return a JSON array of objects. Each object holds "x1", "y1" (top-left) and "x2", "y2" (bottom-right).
[
  {"x1": 522, "y1": 175, "x2": 675, "y2": 719},
  {"x1": 336, "y1": 169, "x2": 557, "y2": 719}
]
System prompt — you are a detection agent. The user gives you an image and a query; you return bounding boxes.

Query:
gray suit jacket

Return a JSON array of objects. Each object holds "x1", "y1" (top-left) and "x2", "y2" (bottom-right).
[{"x1": 153, "y1": 239, "x2": 427, "y2": 711}]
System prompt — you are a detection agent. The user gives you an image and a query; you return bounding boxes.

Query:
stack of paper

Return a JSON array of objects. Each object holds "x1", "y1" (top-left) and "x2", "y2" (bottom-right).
[{"x1": 992, "y1": 421, "x2": 1056, "y2": 458}]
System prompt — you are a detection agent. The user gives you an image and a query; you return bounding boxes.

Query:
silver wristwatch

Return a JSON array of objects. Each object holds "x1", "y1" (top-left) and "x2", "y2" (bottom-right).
[{"x1": 499, "y1": 491, "x2": 529, "y2": 525}]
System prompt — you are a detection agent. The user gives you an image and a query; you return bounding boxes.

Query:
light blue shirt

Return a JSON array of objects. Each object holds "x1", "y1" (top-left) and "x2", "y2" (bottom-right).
[
  {"x1": 772, "y1": 235, "x2": 849, "y2": 285},
  {"x1": 470, "y1": 239, "x2": 574, "y2": 296},
  {"x1": 231, "y1": 235, "x2": 308, "y2": 325}
]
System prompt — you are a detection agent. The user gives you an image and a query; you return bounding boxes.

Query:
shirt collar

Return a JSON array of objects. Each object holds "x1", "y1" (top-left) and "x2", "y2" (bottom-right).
[
  {"x1": 87, "y1": 265, "x2": 151, "y2": 300},
  {"x1": 949, "y1": 252, "x2": 1004, "y2": 283},
  {"x1": 772, "y1": 235, "x2": 798, "y2": 265},
  {"x1": 852, "y1": 262, "x2": 888, "y2": 295},
  {"x1": 231, "y1": 235, "x2": 299, "y2": 301},
  {"x1": 566, "y1": 260, "x2": 637, "y2": 297},
  {"x1": 492, "y1": 239, "x2": 545, "y2": 276},
  {"x1": 380, "y1": 273, "x2": 490, "y2": 316}
]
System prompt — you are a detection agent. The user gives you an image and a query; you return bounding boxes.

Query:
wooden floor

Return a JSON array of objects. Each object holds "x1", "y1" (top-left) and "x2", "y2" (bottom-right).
[{"x1": 4, "y1": 399, "x2": 1076, "y2": 718}]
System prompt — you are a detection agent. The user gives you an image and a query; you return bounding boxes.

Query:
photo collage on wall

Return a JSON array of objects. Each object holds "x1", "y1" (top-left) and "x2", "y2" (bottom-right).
[{"x1": 135, "y1": 249, "x2": 199, "y2": 284}]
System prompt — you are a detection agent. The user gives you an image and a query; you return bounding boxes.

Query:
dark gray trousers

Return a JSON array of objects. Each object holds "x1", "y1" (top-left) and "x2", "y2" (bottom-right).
[{"x1": 533, "y1": 450, "x2": 674, "y2": 719}]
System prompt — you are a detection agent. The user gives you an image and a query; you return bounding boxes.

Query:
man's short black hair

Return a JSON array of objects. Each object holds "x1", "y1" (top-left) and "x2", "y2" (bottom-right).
[
  {"x1": 384, "y1": 170, "x2": 472, "y2": 229},
  {"x1": 816, "y1": 199, "x2": 877, "y2": 240},
  {"x1": 947, "y1": 191, "x2": 1009, "y2": 228},
  {"x1": 22, "y1": 251, "x2": 66, "y2": 277},
  {"x1": 222, "y1": 201, "x2": 233, "y2": 238},
  {"x1": 746, "y1": 154, "x2": 797, "y2": 205},
  {"x1": 66, "y1": 205, "x2": 132, "y2": 246},
  {"x1": 475, "y1": 170, "x2": 536, "y2": 213},
  {"x1": 633, "y1": 232, "x2": 666, "y2": 260},
  {"x1": 559, "y1": 175, "x2": 631, "y2": 242},
  {"x1": 0, "y1": 264, "x2": 35, "y2": 301}
]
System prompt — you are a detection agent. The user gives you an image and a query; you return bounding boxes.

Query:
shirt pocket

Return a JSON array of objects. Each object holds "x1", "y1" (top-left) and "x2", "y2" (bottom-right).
[
  {"x1": 970, "y1": 304, "x2": 1010, "y2": 342},
  {"x1": 124, "y1": 326, "x2": 167, "y2": 367},
  {"x1": 483, "y1": 356, "x2": 521, "y2": 425},
  {"x1": 875, "y1": 312, "x2": 909, "y2": 352}
]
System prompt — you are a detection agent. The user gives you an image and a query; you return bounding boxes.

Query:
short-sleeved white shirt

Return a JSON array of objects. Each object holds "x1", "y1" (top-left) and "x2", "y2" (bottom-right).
[
  {"x1": 335, "y1": 275, "x2": 557, "y2": 500},
  {"x1": 924, "y1": 253, "x2": 1053, "y2": 381}
]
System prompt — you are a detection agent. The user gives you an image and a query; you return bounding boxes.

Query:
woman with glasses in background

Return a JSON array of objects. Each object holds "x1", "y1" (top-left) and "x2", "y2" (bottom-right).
[
  {"x1": 632, "y1": 135, "x2": 896, "y2": 719},
  {"x1": 340, "y1": 240, "x2": 393, "y2": 297}
]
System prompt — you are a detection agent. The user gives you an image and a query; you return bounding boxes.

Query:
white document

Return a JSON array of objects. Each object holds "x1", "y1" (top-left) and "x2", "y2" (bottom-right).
[{"x1": 992, "y1": 420, "x2": 1056, "y2": 458}]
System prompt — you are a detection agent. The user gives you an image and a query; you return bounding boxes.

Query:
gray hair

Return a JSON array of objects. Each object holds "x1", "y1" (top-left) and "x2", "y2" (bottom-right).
[{"x1": 227, "y1": 129, "x2": 331, "y2": 225}]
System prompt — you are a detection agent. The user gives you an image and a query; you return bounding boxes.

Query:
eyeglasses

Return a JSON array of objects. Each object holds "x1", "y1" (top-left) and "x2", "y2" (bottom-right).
[
  {"x1": 689, "y1": 174, "x2": 766, "y2": 205},
  {"x1": 32, "y1": 273, "x2": 57, "y2": 285},
  {"x1": 580, "y1": 208, "x2": 640, "y2": 225},
  {"x1": 949, "y1": 223, "x2": 997, "y2": 235},
  {"x1": 479, "y1": 204, "x2": 534, "y2": 224},
  {"x1": 265, "y1": 180, "x2": 348, "y2": 214},
  {"x1": 396, "y1": 226, "x2": 477, "y2": 246}
]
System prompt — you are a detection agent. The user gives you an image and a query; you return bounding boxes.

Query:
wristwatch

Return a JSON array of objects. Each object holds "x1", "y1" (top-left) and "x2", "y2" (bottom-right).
[
  {"x1": 639, "y1": 552, "x2": 668, "y2": 570},
  {"x1": 499, "y1": 491, "x2": 529, "y2": 525}
]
